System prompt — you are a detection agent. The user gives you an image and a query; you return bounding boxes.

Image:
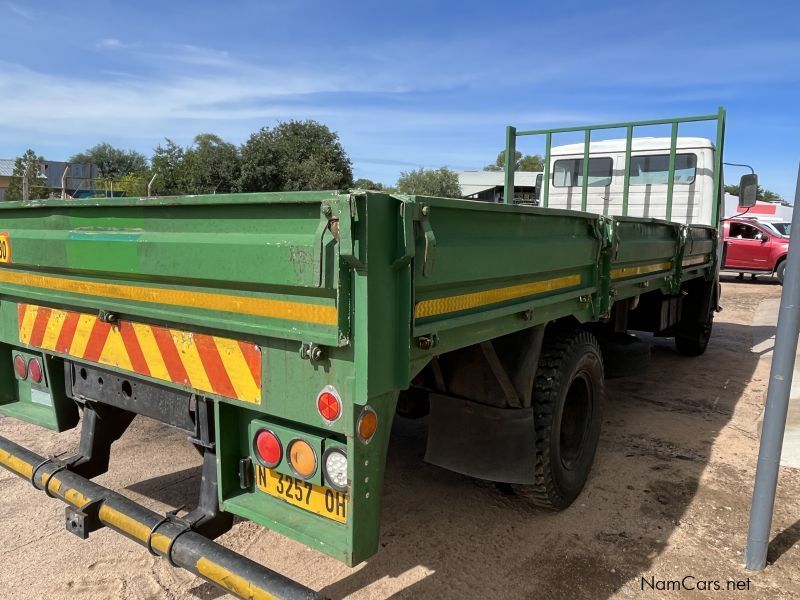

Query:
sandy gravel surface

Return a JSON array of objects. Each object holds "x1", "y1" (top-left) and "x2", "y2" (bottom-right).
[{"x1": 1, "y1": 277, "x2": 799, "y2": 599}]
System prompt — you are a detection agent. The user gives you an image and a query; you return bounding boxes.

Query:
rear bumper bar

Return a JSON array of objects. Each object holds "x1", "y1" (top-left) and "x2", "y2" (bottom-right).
[{"x1": 0, "y1": 435, "x2": 326, "y2": 600}]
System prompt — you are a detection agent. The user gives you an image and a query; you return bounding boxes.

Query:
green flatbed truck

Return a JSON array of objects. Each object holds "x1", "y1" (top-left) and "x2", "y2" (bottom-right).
[{"x1": 0, "y1": 109, "x2": 758, "y2": 598}]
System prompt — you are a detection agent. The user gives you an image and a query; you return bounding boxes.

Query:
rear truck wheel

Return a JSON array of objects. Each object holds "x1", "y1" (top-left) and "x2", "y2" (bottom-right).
[
  {"x1": 526, "y1": 326, "x2": 604, "y2": 510},
  {"x1": 777, "y1": 260, "x2": 786, "y2": 285},
  {"x1": 674, "y1": 280, "x2": 717, "y2": 357}
]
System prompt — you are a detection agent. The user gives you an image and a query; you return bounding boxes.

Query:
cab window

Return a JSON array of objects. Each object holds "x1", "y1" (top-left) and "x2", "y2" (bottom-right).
[
  {"x1": 553, "y1": 157, "x2": 613, "y2": 187},
  {"x1": 629, "y1": 153, "x2": 697, "y2": 185},
  {"x1": 729, "y1": 222, "x2": 763, "y2": 240}
]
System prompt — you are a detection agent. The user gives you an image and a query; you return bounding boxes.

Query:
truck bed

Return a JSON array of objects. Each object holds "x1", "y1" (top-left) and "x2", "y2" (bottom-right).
[{"x1": 0, "y1": 190, "x2": 716, "y2": 568}]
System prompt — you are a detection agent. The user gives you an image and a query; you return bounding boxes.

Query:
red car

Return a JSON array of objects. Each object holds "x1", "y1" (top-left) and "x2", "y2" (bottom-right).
[{"x1": 723, "y1": 218, "x2": 789, "y2": 284}]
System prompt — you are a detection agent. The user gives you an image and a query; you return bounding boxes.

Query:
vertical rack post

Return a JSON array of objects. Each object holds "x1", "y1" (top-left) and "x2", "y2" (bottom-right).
[
  {"x1": 622, "y1": 125, "x2": 633, "y2": 217},
  {"x1": 712, "y1": 106, "x2": 727, "y2": 224},
  {"x1": 666, "y1": 121, "x2": 679, "y2": 221},
  {"x1": 503, "y1": 126, "x2": 516, "y2": 204},
  {"x1": 581, "y1": 129, "x2": 591, "y2": 212},
  {"x1": 542, "y1": 132, "x2": 552, "y2": 208}
]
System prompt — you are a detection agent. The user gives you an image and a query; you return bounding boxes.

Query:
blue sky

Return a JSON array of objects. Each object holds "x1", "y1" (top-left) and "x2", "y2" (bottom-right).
[{"x1": 1, "y1": 0, "x2": 798, "y2": 199}]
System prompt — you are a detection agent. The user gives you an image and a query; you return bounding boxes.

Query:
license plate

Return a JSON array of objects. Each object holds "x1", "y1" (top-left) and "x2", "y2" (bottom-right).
[{"x1": 255, "y1": 466, "x2": 348, "y2": 523}]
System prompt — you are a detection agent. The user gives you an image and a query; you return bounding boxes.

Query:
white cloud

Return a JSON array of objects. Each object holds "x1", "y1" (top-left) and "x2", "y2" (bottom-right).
[
  {"x1": 5, "y1": 1, "x2": 32, "y2": 21},
  {"x1": 96, "y1": 38, "x2": 123, "y2": 49}
]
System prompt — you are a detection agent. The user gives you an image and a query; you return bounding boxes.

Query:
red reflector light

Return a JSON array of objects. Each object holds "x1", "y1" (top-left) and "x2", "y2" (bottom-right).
[
  {"x1": 317, "y1": 387, "x2": 342, "y2": 423},
  {"x1": 13, "y1": 355, "x2": 27, "y2": 380},
  {"x1": 28, "y1": 358, "x2": 43, "y2": 384},
  {"x1": 254, "y1": 429, "x2": 282, "y2": 468}
]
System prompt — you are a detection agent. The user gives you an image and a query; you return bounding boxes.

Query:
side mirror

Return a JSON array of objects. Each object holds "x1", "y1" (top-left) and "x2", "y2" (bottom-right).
[
  {"x1": 739, "y1": 173, "x2": 759, "y2": 208},
  {"x1": 533, "y1": 173, "x2": 543, "y2": 202}
]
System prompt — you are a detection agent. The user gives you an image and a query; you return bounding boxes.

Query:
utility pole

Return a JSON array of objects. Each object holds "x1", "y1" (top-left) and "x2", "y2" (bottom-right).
[{"x1": 745, "y1": 162, "x2": 800, "y2": 570}]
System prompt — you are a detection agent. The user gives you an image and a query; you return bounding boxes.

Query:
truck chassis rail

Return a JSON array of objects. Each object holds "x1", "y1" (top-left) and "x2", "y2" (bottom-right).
[{"x1": 0, "y1": 435, "x2": 325, "y2": 600}]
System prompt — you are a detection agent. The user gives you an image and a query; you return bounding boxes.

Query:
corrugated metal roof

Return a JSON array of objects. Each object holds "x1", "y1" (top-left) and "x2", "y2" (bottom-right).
[{"x1": 0, "y1": 159, "x2": 15, "y2": 177}]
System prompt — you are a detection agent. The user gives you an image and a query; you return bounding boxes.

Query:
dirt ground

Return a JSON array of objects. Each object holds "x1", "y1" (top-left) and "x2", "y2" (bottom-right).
[{"x1": 2, "y1": 278, "x2": 800, "y2": 599}]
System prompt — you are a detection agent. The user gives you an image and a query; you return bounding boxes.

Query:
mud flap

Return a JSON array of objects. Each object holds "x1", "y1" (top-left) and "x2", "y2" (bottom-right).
[{"x1": 424, "y1": 393, "x2": 536, "y2": 484}]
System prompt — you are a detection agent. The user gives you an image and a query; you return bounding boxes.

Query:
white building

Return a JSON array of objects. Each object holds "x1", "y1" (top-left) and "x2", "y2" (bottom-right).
[
  {"x1": 723, "y1": 193, "x2": 792, "y2": 222},
  {"x1": 456, "y1": 170, "x2": 541, "y2": 204}
]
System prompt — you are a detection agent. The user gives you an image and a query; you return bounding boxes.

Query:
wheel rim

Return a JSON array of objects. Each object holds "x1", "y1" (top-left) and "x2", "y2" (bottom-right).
[{"x1": 560, "y1": 371, "x2": 593, "y2": 470}]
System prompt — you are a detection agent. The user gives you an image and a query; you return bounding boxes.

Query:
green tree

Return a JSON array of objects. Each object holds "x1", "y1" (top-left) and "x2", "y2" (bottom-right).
[
  {"x1": 70, "y1": 143, "x2": 148, "y2": 178},
  {"x1": 183, "y1": 133, "x2": 241, "y2": 194},
  {"x1": 96, "y1": 172, "x2": 151, "y2": 198},
  {"x1": 396, "y1": 167, "x2": 461, "y2": 198},
  {"x1": 353, "y1": 178, "x2": 384, "y2": 190},
  {"x1": 5, "y1": 149, "x2": 49, "y2": 200},
  {"x1": 484, "y1": 150, "x2": 544, "y2": 172},
  {"x1": 724, "y1": 184, "x2": 784, "y2": 203},
  {"x1": 239, "y1": 120, "x2": 353, "y2": 192},
  {"x1": 151, "y1": 139, "x2": 190, "y2": 195}
]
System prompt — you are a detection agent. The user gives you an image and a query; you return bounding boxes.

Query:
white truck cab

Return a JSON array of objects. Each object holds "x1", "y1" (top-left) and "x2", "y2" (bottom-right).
[{"x1": 544, "y1": 137, "x2": 716, "y2": 226}]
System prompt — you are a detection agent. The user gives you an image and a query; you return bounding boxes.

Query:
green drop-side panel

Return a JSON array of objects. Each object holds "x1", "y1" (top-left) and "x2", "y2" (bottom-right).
[{"x1": 0, "y1": 193, "x2": 345, "y2": 344}]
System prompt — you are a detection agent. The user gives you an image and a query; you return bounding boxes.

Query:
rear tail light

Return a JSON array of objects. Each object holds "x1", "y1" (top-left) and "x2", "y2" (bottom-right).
[
  {"x1": 317, "y1": 385, "x2": 342, "y2": 424},
  {"x1": 287, "y1": 439, "x2": 317, "y2": 479},
  {"x1": 13, "y1": 355, "x2": 27, "y2": 380},
  {"x1": 253, "y1": 429, "x2": 282, "y2": 468},
  {"x1": 27, "y1": 358, "x2": 43, "y2": 384},
  {"x1": 357, "y1": 406, "x2": 378, "y2": 444},
  {"x1": 323, "y1": 447, "x2": 348, "y2": 492}
]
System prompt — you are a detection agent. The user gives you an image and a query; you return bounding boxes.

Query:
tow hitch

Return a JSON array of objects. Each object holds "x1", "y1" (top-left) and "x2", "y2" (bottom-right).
[{"x1": 0, "y1": 435, "x2": 326, "y2": 600}]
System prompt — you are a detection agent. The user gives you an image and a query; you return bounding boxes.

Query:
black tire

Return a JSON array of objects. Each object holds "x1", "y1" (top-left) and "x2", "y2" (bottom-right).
[
  {"x1": 777, "y1": 260, "x2": 786, "y2": 285},
  {"x1": 675, "y1": 322, "x2": 712, "y2": 356},
  {"x1": 599, "y1": 333, "x2": 651, "y2": 378},
  {"x1": 675, "y1": 282, "x2": 717, "y2": 357},
  {"x1": 527, "y1": 327, "x2": 604, "y2": 510}
]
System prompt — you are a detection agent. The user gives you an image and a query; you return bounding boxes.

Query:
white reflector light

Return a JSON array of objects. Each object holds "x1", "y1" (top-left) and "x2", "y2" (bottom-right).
[{"x1": 323, "y1": 448, "x2": 348, "y2": 492}]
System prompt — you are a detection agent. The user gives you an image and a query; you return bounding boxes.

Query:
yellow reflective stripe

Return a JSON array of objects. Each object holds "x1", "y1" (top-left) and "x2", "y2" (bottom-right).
[
  {"x1": 0, "y1": 448, "x2": 33, "y2": 478},
  {"x1": 169, "y1": 329, "x2": 213, "y2": 392},
  {"x1": 63, "y1": 487, "x2": 92, "y2": 509},
  {"x1": 414, "y1": 274, "x2": 581, "y2": 319},
  {"x1": 98, "y1": 326, "x2": 133, "y2": 371},
  {"x1": 0, "y1": 269, "x2": 337, "y2": 326},
  {"x1": 213, "y1": 336, "x2": 261, "y2": 404},
  {"x1": 69, "y1": 314, "x2": 97, "y2": 357},
  {"x1": 196, "y1": 557, "x2": 277, "y2": 600},
  {"x1": 19, "y1": 304, "x2": 38, "y2": 344},
  {"x1": 98, "y1": 505, "x2": 170, "y2": 554},
  {"x1": 610, "y1": 261, "x2": 672, "y2": 280},
  {"x1": 130, "y1": 322, "x2": 171, "y2": 382},
  {"x1": 682, "y1": 255, "x2": 709, "y2": 267}
]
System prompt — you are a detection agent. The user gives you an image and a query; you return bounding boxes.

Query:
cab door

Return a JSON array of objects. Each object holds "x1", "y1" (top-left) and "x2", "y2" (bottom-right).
[{"x1": 725, "y1": 222, "x2": 773, "y2": 269}]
